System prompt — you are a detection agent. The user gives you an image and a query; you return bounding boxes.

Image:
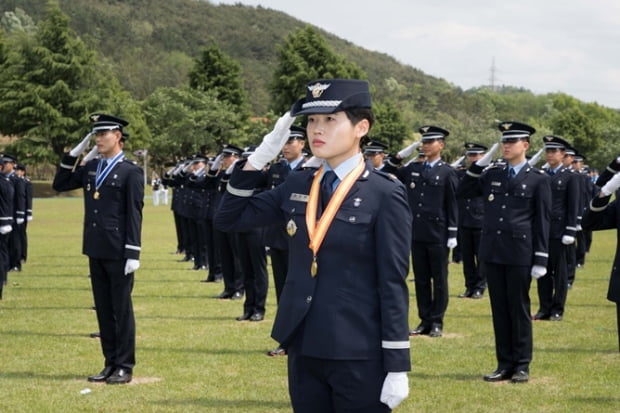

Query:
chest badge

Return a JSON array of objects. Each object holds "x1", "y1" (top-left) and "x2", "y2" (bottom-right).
[
  {"x1": 286, "y1": 219, "x2": 297, "y2": 237},
  {"x1": 353, "y1": 198, "x2": 362, "y2": 207},
  {"x1": 410, "y1": 182, "x2": 416, "y2": 189}
]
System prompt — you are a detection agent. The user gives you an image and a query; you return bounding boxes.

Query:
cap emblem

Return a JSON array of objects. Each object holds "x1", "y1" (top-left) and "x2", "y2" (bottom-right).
[{"x1": 308, "y1": 82, "x2": 330, "y2": 98}]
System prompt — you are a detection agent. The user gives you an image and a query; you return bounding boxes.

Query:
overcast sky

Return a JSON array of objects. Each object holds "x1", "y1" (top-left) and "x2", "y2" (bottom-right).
[{"x1": 215, "y1": 0, "x2": 620, "y2": 109}]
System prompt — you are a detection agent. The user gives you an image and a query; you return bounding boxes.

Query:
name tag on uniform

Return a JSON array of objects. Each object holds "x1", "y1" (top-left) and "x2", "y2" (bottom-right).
[
  {"x1": 491, "y1": 181, "x2": 502, "y2": 186},
  {"x1": 88, "y1": 171, "x2": 96, "y2": 176},
  {"x1": 410, "y1": 172, "x2": 420, "y2": 177},
  {"x1": 290, "y1": 193, "x2": 309, "y2": 202}
]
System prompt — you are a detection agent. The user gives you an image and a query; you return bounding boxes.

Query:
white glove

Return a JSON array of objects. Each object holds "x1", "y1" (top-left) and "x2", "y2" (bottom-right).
[
  {"x1": 576, "y1": 224, "x2": 582, "y2": 231},
  {"x1": 16, "y1": 218, "x2": 24, "y2": 225},
  {"x1": 540, "y1": 162, "x2": 549, "y2": 170},
  {"x1": 124, "y1": 259, "x2": 140, "y2": 275},
  {"x1": 27, "y1": 216, "x2": 33, "y2": 222},
  {"x1": 447, "y1": 237, "x2": 458, "y2": 249},
  {"x1": 210, "y1": 154, "x2": 224, "y2": 172},
  {"x1": 225, "y1": 158, "x2": 240, "y2": 175},
  {"x1": 380, "y1": 372, "x2": 409, "y2": 409},
  {"x1": 450, "y1": 155, "x2": 465, "y2": 169},
  {"x1": 69, "y1": 132, "x2": 93, "y2": 157},
  {"x1": 0, "y1": 225, "x2": 12, "y2": 234},
  {"x1": 397, "y1": 141, "x2": 421, "y2": 159},
  {"x1": 561, "y1": 235, "x2": 575, "y2": 245},
  {"x1": 528, "y1": 148, "x2": 544, "y2": 166},
  {"x1": 82, "y1": 146, "x2": 99, "y2": 163},
  {"x1": 475, "y1": 142, "x2": 500, "y2": 167},
  {"x1": 531, "y1": 265, "x2": 547, "y2": 279},
  {"x1": 247, "y1": 112, "x2": 295, "y2": 170},
  {"x1": 600, "y1": 172, "x2": 620, "y2": 196},
  {"x1": 302, "y1": 156, "x2": 324, "y2": 169}
]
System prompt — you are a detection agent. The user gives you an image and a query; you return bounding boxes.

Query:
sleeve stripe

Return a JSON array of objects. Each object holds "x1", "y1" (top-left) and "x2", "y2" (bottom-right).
[
  {"x1": 226, "y1": 182, "x2": 254, "y2": 197},
  {"x1": 535, "y1": 251, "x2": 548, "y2": 258},
  {"x1": 382, "y1": 340, "x2": 411, "y2": 349},
  {"x1": 60, "y1": 162, "x2": 74, "y2": 170},
  {"x1": 125, "y1": 244, "x2": 141, "y2": 251},
  {"x1": 466, "y1": 170, "x2": 481, "y2": 178}
]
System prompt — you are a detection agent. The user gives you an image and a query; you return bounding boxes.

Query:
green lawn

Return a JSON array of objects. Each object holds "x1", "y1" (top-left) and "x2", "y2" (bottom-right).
[{"x1": 0, "y1": 195, "x2": 618, "y2": 412}]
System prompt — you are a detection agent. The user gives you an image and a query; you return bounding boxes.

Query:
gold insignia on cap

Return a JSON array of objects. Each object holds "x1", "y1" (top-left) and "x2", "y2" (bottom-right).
[
  {"x1": 544, "y1": 136, "x2": 553, "y2": 142},
  {"x1": 502, "y1": 123, "x2": 512, "y2": 130},
  {"x1": 90, "y1": 114, "x2": 100, "y2": 122},
  {"x1": 308, "y1": 82, "x2": 330, "y2": 98},
  {"x1": 421, "y1": 127, "x2": 430, "y2": 133},
  {"x1": 467, "y1": 143, "x2": 474, "y2": 148}
]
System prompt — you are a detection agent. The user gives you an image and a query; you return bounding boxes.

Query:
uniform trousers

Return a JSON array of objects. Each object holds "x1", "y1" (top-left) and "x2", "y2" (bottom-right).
[
  {"x1": 8, "y1": 224, "x2": 22, "y2": 269},
  {"x1": 89, "y1": 258, "x2": 136, "y2": 370},
  {"x1": 269, "y1": 247, "x2": 288, "y2": 304},
  {"x1": 575, "y1": 230, "x2": 586, "y2": 266},
  {"x1": 411, "y1": 241, "x2": 449, "y2": 327},
  {"x1": 459, "y1": 226, "x2": 484, "y2": 292},
  {"x1": 237, "y1": 228, "x2": 268, "y2": 315},
  {"x1": 189, "y1": 218, "x2": 208, "y2": 268},
  {"x1": 287, "y1": 334, "x2": 390, "y2": 413},
  {"x1": 173, "y1": 212, "x2": 184, "y2": 253},
  {"x1": 483, "y1": 261, "x2": 532, "y2": 372},
  {"x1": 0, "y1": 233, "x2": 8, "y2": 288},
  {"x1": 567, "y1": 243, "x2": 577, "y2": 285},
  {"x1": 537, "y1": 238, "x2": 568, "y2": 316},
  {"x1": 205, "y1": 218, "x2": 221, "y2": 277},
  {"x1": 214, "y1": 228, "x2": 243, "y2": 294}
]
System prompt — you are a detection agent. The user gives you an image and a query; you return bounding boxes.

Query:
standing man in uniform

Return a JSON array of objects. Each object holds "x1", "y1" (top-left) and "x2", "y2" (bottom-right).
[
  {"x1": 531, "y1": 136, "x2": 579, "y2": 321},
  {"x1": 384, "y1": 126, "x2": 459, "y2": 338},
  {"x1": 53, "y1": 114, "x2": 143, "y2": 384},
  {"x1": 15, "y1": 164, "x2": 32, "y2": 264},
  {"x1": 0, "y1": 157, "x2": 14, "y2": 299},
  {"x1": 456, "y1": 143, "x2": 487, "y2": 299},
  {"x1": 458, "y1": 121, "x2": 550, "y2": 383},
  {"x1": 216, "y1": 79, "x2": 411, "y2": 411},
  {"x1": 4, "y1": 155, "x2": 25, "y2": 272}
]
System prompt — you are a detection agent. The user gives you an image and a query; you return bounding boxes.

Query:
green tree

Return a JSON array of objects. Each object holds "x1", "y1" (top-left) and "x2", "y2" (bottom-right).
[
  {"x1": 0, "y1": 1, "x2": 148, "y2": 165},
  {"x1": 371, "y1": 100, "x2": 411, "y2": 151},
  {"x1": 188, "y1": 43, "x2": 248, "y2": 116},
  {"x1": 142, "y1": 86, "x2": 245, "y2": 171},
  {"x1": 270, "y1": 26, "x2": 366, "y2": 113}
]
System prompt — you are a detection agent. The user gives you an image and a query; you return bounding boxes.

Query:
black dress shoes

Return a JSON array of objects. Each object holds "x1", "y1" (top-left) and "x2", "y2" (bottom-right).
[
  {"x1": 106, "y1": 367, "x2": 132, "y2": 384},
  {"x1": 87, "y1": 365, "x2": 115, "y2": 382},
  {"x1": 483, "y1": 369, "x2": 513, "y2": 382},
  {"x1": 532, "y1": 312, "x2": 550, "y2": 320},
  {"x1": 250, "y1": 312, "x2": 264, "y2": 322},
  {"x1": 429, "y1": 324, "x2": 443, "y2": 338},
  {"x1": 89, "y1": 331, "x2": 101, "y2": 338},
  {"x1": 471, "y1": 290, "x2": 484, "y2": 299},
  {"x1": 550, "y1": 313, "x2": 563, "y2": 321},
  {"x1": 267, "y1": 347, "x2": 287, "y2": 357},
  {"x1": 511, "y1": 370, "x2": 529, "y2": 383},
  {"x1": 214, "y1": 291, "x2": 233, "y2": 299},
  {"x1": 231, "y1": 291, "x2": 243, "y2": 300},
  {"x1": 409, "y1": 324, "x2": 430, "y2": 336},
  {"x1": 236, "y1": 312, "x2": 252, "y2": 321},
  {"x1": 458, "y1": 289, "x2": 472, "y2": 298}
]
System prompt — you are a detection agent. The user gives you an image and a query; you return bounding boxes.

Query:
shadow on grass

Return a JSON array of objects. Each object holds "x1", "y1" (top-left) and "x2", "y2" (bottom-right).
[
  {"x1": 0, "y1": 329, "x2": 91, "y2": 338},
  {"x1": 140, "y1": 345, "x2": 273, "y2": 356},
  {"x1": 152, "y1": 397, "x2": 290, "y2": 410},
  {"x1": 139, "y1": 314, "x2": 233, "y2": 322},
  {"x1": 0, "y1": 371, "x2": 82, "y2": 381}
]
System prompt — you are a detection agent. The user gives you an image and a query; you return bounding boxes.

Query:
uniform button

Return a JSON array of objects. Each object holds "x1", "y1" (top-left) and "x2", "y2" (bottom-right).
[
  {"x1": 465, "y1": 206, "x2": 470, "y2": 210},
  {"x1": 497, "y1": 230, "x2": 501, "y2": 234},
  {"x1": 501, "y1": 205, "x2": 506, "y2": 209},
  {"x1": 93, "y1": 223, "x2": 96, "y2": 227},
  {"x1": 416, "y1": 214, "x2": 420, "y2": 218},
  {"x1": 499, "y1": 217, "x2": 503, "y2": 222},
  {"x1": 422, "y1": 183, "x2": 427, "y2": 186},
  {"x1": 305, "y1": 296, "x2": 312, "y2": 303},
  {"x1": 94, "y1": 209, "x2": 98, "y2": 214},
  {"x1": 348, "y1": 216, "x2": 356, "y2": 223},
  {"x1": 418, "y1": 203, "x2": 423, "y2": 207},
  {"x1": 505, "y1": 193, "x2": 509, "y2": 196}
]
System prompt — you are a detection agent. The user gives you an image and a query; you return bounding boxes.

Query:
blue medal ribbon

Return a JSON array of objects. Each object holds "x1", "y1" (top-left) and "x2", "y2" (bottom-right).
[{"x1": 95, "y1": 151, "x2": 125, "y2": 191}]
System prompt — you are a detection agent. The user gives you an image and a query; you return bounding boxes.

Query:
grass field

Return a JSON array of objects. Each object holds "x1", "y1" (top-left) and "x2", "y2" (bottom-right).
[{"x1": 0, "y1": 194, "x2": 619, "y2": 412}]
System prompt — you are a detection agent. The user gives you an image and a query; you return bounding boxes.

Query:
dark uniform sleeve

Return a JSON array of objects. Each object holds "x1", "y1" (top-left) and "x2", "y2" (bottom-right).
[
  {"x1": 563, "y1": 173, "x2": 580, "y2": 238},
  {"x1": 124, "y1": 165, "x2": 144, "y2": 260},
  {"x1": 532, "y1": 173, "x2": 551, "y2": 267},
  {"x1": 52, "y1": 154, "x2": 85, "y2": 192},
  {"x1": 445, "y1": 168, "x2": 459, "y2": 240},
  {"x1": 375, "y1": 181, "x2": 412, "y2": 372}
]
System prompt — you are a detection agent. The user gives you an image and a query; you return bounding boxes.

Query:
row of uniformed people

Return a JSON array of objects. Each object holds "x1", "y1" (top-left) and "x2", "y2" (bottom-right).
[{"x1": 162, "y1": 128, "x2": 312, "y2": 325}]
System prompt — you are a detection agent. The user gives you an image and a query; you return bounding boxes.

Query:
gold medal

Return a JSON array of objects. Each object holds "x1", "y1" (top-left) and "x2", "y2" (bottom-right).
[
  {"x1": 488, "y1": 193, "x2": 494, "y2": 202},
  {"x1": 286, "y1": 219, "x2": 297, "y2": 237},
  {"x1": 311, "y1": 257, "x2": 318, "y2": 277},
  {"x1": 94, "y1": 191, "x2": 100, "y2": 200}
]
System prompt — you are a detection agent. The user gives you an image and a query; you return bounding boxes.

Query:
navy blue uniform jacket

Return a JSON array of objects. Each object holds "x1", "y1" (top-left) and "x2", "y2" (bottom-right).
[
  {"x1": 53, "y1": 154, "x2": 143, "y2": 261},
  {"x1": 457, "y1": 163, "x2": 550, "y2": 267},
  {"x1": 215, "y1": 162, "x2": 412, "y2": 372}
]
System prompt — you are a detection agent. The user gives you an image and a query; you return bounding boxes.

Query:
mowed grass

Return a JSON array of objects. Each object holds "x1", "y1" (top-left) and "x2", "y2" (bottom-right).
[{"x1": 0, "y1": 194, "x2": 619, "y2": 412}]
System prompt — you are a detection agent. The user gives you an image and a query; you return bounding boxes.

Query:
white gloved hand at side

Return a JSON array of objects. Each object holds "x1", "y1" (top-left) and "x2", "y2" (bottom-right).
[
  {"x1": 397, "y1": 141, "x2": 421, "y2": 159},
  {"x1": 16, "y1": 218, "x2": 24, "y2": 225},
  {"x1": 531, "y1": 265, "x2": 547, "y2": 279},
  {"x1": 561, "y1": 235, "x2": 575, "y2": 245},
  {"x1": 380, "y1": 372, "x2": 409, "y2": 409},
  {"x1": 447, "y1": 237, "x2": 458, "y2": 249},
  {"x1": 0, "y1": 225, "x2": 12, "y2": 234},
  {"x1": 247, "y1": 112, "x2": 295, "y2": 170},
  {"x1": 601, "y1": 172, "x2": 620, "y2": 196},
  {"x1": 69, "y1": 132, "x2": 93, "y2": 157},
  {"x1": 124, "y1": 259, "x2": 140, "y2": 275},
  {"x1": 475, "y1": 142, "x2": 500, "y2": 167}
]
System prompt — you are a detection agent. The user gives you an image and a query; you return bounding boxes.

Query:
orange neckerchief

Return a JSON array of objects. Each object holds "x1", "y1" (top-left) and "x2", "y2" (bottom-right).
[{"x1": 305, "y1": 157, "x2": 366, "y2": 276}]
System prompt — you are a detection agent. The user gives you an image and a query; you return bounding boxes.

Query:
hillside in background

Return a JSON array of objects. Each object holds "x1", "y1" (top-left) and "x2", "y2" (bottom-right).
[{"x1": 1, "y1": 0, "x2": 619, "y2": 169}]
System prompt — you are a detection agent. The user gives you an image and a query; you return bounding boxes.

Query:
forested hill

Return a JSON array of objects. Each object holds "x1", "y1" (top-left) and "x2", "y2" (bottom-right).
[{"x1": 1, "y1": 0, "x2": 620, "y2": 169}]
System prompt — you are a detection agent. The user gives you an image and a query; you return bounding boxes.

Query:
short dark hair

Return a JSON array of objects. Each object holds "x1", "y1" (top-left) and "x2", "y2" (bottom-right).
[{"x1": 345, "y1": 108, "x2": 375, "y2": 129}]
